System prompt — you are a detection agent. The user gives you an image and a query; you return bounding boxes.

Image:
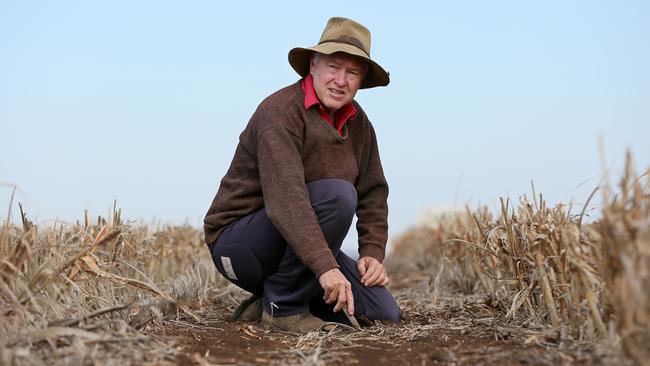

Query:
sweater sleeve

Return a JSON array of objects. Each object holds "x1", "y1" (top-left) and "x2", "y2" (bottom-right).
[
  {"x1": 355, "y1": 123, "x2": 389, "y2": 262},
  {"x1": 256, "y1": 125, "x2": 340, "y2": 277}
]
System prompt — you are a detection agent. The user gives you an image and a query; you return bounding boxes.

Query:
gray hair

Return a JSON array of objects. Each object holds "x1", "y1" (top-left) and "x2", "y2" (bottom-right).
[{"x1": 311, "y1": 52, "x2": 322, "y2": 65}]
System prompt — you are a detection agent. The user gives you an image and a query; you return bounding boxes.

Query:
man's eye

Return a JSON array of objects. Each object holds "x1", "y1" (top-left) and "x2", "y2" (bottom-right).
[
  {"x1": 328, "y1": 64, "x2": 338, "y2": 71},
  {"x1": 346, "y1": 71, "x2": 359, "y2": 79}
]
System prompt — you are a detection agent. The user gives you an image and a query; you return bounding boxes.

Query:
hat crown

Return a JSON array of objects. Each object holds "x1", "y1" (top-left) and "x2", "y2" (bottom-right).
[{"x1": 318, "y1": 17, "x2": 371, "y2": 57}]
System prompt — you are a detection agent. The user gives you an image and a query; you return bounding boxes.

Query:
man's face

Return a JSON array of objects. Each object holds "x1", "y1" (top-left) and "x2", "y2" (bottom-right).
[{"x1": 309, "y1": 52, "x2": 366, "y2": 114}]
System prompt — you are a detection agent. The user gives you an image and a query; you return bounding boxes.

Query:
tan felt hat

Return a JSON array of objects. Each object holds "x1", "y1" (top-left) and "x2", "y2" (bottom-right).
[{"x1": 288, "y1": 17, "x2": 390, "y2": 89}]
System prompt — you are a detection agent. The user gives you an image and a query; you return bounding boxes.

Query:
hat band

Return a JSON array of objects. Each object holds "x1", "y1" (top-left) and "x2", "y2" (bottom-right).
[{"x1": 318, "y1": 35, "x2": 369, "y2": 57}]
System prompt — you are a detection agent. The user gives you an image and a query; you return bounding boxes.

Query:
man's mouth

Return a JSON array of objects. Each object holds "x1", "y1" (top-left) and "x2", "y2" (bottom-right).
[{"x1": 329, "y1": 88, "x2": 345, "y2": 97}]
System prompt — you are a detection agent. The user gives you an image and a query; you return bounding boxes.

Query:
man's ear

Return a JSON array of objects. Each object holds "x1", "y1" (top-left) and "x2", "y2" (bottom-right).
[
  {"x1": 308, "y1": 55, "x2": 317, "y2": 75},
  {"x1": 309, "y1": 52, "x2": 323, "y2": 75}
]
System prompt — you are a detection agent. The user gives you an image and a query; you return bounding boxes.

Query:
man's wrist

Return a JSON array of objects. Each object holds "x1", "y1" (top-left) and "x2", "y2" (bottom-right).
[
  {"x1": 307, "y1": 251, "x2": 340, "y2": 278},
  {"x1": 358, "y1": 243, "x2": 385, "y2": 263}
]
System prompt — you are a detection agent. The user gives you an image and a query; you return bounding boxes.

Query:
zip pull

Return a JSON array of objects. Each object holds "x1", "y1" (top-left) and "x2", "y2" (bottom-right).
[{"x1": 270, "y1": 302, "x2": 279, "y2": 318}]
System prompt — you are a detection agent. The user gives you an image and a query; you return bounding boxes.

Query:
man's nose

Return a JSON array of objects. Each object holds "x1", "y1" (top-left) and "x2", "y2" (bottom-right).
[{"x1": 333, "y1": 70, "x2": 346, "y2": 86}]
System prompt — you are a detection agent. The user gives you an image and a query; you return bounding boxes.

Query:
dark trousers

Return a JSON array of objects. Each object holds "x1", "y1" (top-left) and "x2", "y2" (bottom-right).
[{"x1": 209, "y1": 178, "x2": 400, "y2": 322}]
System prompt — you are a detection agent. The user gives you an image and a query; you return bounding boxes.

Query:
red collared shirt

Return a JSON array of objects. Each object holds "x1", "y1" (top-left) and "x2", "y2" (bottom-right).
[{"x1": 301, "y1": 74, "x2": 357, "y2": 136}]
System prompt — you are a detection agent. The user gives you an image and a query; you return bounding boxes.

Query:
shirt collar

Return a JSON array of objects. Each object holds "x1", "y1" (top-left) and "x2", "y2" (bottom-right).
[{"x1": 301, "y1": 74, "x2": 321, "y2": 110}]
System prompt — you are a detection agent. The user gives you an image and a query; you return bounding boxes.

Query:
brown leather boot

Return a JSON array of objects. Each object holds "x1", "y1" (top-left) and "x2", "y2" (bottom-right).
[
  {"x1": 262, "y1": 311, "x2": 339, "y2": 332},
  {"x1": 227, "y1": 294, "x2": 262, "y2": 322}
]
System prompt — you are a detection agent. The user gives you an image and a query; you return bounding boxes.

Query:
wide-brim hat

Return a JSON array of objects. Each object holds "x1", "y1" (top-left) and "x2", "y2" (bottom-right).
[{"x1": 288, "y1": 17, "x2": 390, "y2": 89}]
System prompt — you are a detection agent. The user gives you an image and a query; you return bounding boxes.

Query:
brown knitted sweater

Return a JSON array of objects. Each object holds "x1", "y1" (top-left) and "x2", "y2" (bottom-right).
[{"x1": 203, "y1": 80, "x2": 388, "y2": 277}]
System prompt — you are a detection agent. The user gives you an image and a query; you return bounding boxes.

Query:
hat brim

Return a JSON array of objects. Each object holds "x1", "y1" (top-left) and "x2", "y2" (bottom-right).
[{"x1": 288, "y1": 43, "x2": 389, "y2": 89}]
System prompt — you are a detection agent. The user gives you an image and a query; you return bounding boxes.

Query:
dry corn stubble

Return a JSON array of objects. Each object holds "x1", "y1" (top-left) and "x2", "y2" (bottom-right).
[
  {"x1": 1, "y1": 152, "x2": 648, "y2": 365},
  {"x1": 388, "y1": 152, "x2": 649, "y2": 364},
  {"x1": 0, "y1": 204, "x2": 228, "y2": 365},
  {"x1": 599, "y1": 152, "x2": 650, "y2": 366}
]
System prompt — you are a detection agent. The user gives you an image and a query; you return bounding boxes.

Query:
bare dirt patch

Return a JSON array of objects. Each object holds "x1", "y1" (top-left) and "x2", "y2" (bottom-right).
[{"x1": 147, "y1": 284, "x2": 625, "y2": 366}]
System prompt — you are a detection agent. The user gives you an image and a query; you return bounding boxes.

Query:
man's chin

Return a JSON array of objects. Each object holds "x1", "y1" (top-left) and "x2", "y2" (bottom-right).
[{"x1": 324, "y1": 101, "x2": 346, "y2": 112}]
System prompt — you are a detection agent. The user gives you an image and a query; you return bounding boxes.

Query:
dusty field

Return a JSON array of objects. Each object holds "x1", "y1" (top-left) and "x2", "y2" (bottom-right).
[
  {"x1": 1, "y1": 154, "x2": 647, "y2": 365},
  {"x1": 151, "y1": 281, "x2": 626, "y2": 366},
  {"x1": 0, "y1": 216, "x2": 630, "y2": 366}
]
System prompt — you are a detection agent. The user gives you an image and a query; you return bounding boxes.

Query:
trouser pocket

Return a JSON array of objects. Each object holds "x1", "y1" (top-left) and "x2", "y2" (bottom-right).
[{"x1": 211, "y1": 242, "x2": 263, "y2": 288}]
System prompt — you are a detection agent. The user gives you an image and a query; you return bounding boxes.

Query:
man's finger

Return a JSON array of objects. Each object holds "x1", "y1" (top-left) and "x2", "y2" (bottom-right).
[
  {"x1": 365, "y1": 268, "x2": 384, "y2": 287},
  {"x1": 361, "y1": 263, "x2": 379, "y2": 284},
  {"x1": 360, "y1": 261, "x2": 376, "y2": 282},
  {"x1": 346, "y1": 285, "x2": 354, "y2": 315},
  {"x1": 357, "y1": 259, "x2": 367, "y2": 276},
  {"x1": 334, "y1": 285, "x2": 347, "y2": 312},
  {"x1": 370, "y1": 272, "x2": 388, "y2": 287},
  {"x1": 379, "y1": 276, "x2": 389, "y2": 286},
  {"x1": 327, "y1": 286, "x2": 339, "y2": 304},
  {"x1": 323, "y1": 286, "x2": 333, "y2": 302}
]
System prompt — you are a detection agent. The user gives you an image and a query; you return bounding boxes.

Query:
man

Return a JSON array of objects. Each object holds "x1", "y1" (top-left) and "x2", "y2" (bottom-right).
[{"x1": 203, "y1": 17, "x2": 399, "y2": 332}]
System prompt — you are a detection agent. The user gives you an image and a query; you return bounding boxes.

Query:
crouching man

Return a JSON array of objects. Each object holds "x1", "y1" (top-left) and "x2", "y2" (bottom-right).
[{"x1": 203, "y1": 17, "x2": 399, "y2": 332}]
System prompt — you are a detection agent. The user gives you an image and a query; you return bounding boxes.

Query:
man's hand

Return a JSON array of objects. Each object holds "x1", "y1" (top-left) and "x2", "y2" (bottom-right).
[
  {"x1": 318, "y1": 268, "x2": 354, "y2": 315},
  {"x1": 357, "y1": 256, "x2": 389, "y2": 287}
]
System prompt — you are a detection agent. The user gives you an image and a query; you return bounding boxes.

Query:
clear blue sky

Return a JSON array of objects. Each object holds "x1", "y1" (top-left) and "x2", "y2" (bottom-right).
[{"x1": 1, "y1": 1, "x2": 649, "y2": 255}]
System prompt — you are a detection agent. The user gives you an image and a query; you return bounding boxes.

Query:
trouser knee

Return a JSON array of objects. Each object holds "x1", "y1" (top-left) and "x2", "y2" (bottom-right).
[
  {"x1": 307, "y1": 179, "x2": 357, "y2": 252},
  {"x1": 308, "y1": 178, "x2": 357, "y2": 216},
  {"x1": 367, "y1": 299, "x2": 401, "y2": 323},
  {"x1": 307, "y1": 179, "x2": 357, "y2": 255}
]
